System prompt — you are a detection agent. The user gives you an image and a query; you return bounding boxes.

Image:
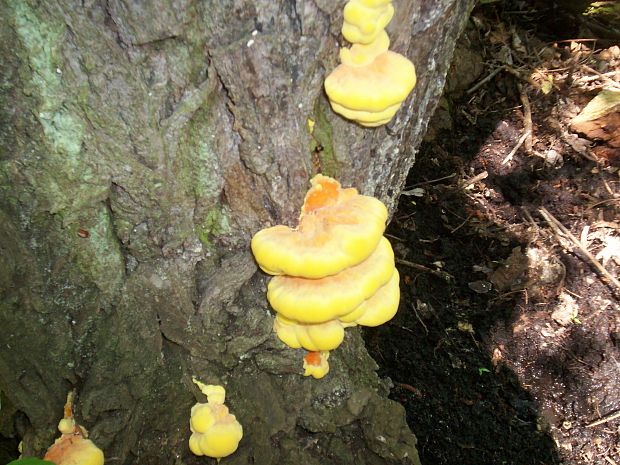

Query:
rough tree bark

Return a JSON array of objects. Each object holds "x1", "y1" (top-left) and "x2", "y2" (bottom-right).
[{"x1": 0, "y1": 1, "x2": 474, "y2": 464}]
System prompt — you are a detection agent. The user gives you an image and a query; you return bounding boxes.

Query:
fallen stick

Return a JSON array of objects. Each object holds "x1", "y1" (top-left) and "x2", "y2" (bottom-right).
[
  {"x1": 519, "y1": 86, "x2": 533, "y2": 153},
  {"x1": 396, "y1": 258, "x2": 454, "y2": 281},
  {"x1": 467, "y1": 66, "x2": 505, "y2": 94},
  {"x1": 581, "y1": 64, "x2": 620, "y2": 90},
  {"x1": 577, "y1": 70, "x2": 619, "y2": 84},
  {"x1": 462, "y1": 170, "x2": 488, "y2": 188},
  {"x1": 586, "y1": 410, "x2": 620, "y2": 428},
  {"x1": 502, "y1": 130, "x2": 531, "y2": 165},
  {"x1": 405, "y1": 172, "x2": 456, "y2": 189},
  {"x1": 538, "y1": 207, "x2": 620, "y2": 292}
]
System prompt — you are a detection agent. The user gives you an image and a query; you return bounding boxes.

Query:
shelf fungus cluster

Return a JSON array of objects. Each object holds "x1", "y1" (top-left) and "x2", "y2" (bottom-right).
[
  {"x1": 324, "y1": 0, "x2": 416, "y2": 127},
  {"x1": 189, "y1": 377, "x2": 243, "y2": 460},
  {"x1": 251, "y1": 175, "x2": 400, "y2": 378},
  {"x1": 43, "y1": 392, "x2": 104, "y2": 465}
]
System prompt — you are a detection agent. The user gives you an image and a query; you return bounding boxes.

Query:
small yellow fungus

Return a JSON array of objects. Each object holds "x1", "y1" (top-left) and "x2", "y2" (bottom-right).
[
  {"x1": 324, "y1": 0, "x2": 416, "y2": 126},
  {"x1": 325, "y1": 50, "x2": 416, "y2": 127},
  {"x1": 189, "y1": 378, "x2": 243, "y2": 460},
  {"x1": 43, "y1": 392, "x2": 104, "y2": 465},
  {"x1": 303, "y1": 351, "x2": 330, "y2": 379},
  {"x1": 342, "y1": 0, "x2": 394, "y2": 45}
]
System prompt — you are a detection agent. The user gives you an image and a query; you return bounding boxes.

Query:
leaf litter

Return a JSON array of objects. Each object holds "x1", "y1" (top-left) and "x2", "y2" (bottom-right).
[{"x1": 365, "y1": 1, "x2": 620, "y2": 464}]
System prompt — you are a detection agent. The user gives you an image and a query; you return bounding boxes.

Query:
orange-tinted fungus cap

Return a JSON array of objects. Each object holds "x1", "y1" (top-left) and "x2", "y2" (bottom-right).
[
  {"x1": 303, "y1": 351, "x2": 330, "y2": 379},
  {"x1": 267, "y1": 237, "x2": 394, "y2": 323},
  {"x1": 304, "y1": 351, "x2": 322, "y2": 366},
  {"x1": 251, "y1": 175, "x2": 388, "y2": 278},
  {"x1": 44, "y1": 435, "x2": 104, "y2": 465},
  {"x1": 301, "y1": 174, "x2": 341, "y2": 214}
]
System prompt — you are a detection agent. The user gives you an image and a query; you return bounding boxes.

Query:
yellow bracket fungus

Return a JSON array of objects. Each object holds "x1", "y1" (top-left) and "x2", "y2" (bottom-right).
[
  {"x1": 251, "y1": 175, "x2": 400, "y2": 378},
  {"x1": 189, "y1": 378, "x2": 243, "y2": 461},
  {"x1": 267, "y1": 237, "x2": 395, "y2": 324},
  {"x1": 251, "y1": 174, "x2": 387, "y2": 278},
  {"x1": 274, "y1": 315, "x2": 346, "y2": 352},
  {"x1": 324, "y1": 0, "x2": 416, "y2": 127},
  {"x1": 43, "y1": 392, "x2": 104, "y2": 465}
]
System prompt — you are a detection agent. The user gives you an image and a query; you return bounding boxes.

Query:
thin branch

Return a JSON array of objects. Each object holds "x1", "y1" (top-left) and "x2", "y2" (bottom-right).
[
  {"x1": 586, "y1": 410, "x2": 620, "y2": 428},
  {"x1": 546, "y1": 38, "x2": 598, "y2": 45},
  {"x1": 405, "y1": 173, "x2": 457, "y2": 189},
  {"x1": 577, "y1": 70, "x2": 619, "y2": 84},
  {"x1": 581, "y1": 64, "x2": 620, "y2": 90},
  {"x1": 519, "y1": 86, "x2": 533, "y2": 153},
  {"x1": 538, "y1": 207, "x2": 620, "y2": 292},
  {"x1": 450, "y1": 214, "x2": 473, "y2": 234},
  {"x1": 502, "y1": 130, "x2": 531, "y2": 165},
  {"x1": 410, "y1": 303, "x2": 429, "y2": 335},
  {"x1": 396, "y1": 258, "x2": 454, "y2": 281},
  {"x1": 467, "y1": 66, "x2": 505, "y2": 94},
  {"x1": 462, "y1": 170, "x2": 488, "y2": 188}
]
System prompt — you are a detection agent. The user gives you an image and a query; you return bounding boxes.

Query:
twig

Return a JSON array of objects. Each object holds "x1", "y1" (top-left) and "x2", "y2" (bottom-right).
[
  {"x1": 395, "y1": 382, "x2": 424, "y2": 396},
  {"x1": 450, "y1": 214, "x2": 473, "y2": 234},
  {"x1": 546, "y1": 38, "x2": 598, "y2": 45},
  {"x1": 502, "y1": 130, "x2": 531, "y2": 165},
  {"x1": 405, "y1": 173, "x2": 456, "y2": 188},
  {"x1": 538, "y1": 207, "x2": 620, "y2": 292},
  {"x1": 462, "y1": 170, "x2": 488, "y2": 188},
  {"x1": 411, "y1": 303, "x2": 429, "y2": 335},
  {"x1": 586, "y1": 410, "x2": 620, "y2": 428},
  {"x1": 396, "y1": 258, "x2": 453, "y2": 281},
  {"x1": 520, "y1": 206, "x2": 541, "y2": 241},
  {"x1": 519, "y1": 86, "x2": 533, "y2": 153},
  {"x1": 504, "y1": 66, "x2": 536, "y2": 86},
  {"x1": 577, "y1": 70, "x2": 619, "y2": 84},
  {"x1": 588, "y1": 198, "x2": 620, "y2": 210},
  {"x1": 592, "y1": 221, "x2": 620, "y2": 231},
  {"x1": 384, "y1": 233, "x2": 405, "y2": 242},
  {"x1": 467, "y1": 66, "x2": 505, "y2": 94},
  {"x1": 564, "y1": 288, "x2": 583, "y2": 299},
  {"x1": 581, "y1": 64, "x2": 620, "y2": 90},
  {"x1": 520, "y1": 206, "x2": 538, "y2": 227}
]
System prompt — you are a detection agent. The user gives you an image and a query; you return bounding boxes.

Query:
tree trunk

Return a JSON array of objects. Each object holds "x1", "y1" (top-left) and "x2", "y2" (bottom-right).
[{"x1": 0, "y1": 1, "x2": 474, "y2": 463}]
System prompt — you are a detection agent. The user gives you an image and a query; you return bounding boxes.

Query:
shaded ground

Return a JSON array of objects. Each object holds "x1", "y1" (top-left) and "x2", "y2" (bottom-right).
[{"x1": 366, "y1": 2, "x2": 620, "y2": 464}]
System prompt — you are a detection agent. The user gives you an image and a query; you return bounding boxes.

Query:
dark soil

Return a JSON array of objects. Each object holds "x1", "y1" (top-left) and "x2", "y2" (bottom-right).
[{"x1": 366, "y1": 2, "x2": 620, "y2": 465}]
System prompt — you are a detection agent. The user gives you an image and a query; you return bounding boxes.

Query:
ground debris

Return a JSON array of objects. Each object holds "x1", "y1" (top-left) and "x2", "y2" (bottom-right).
[
  {"x1": 550, "y1": 292, "x2": 579, "y2": 326},
  {"x1": 367, "y1": 2, "x2": 620, "y2": 464},
  {"x1": 488, "y1": 246, "x2": 529, "y2": 292}
]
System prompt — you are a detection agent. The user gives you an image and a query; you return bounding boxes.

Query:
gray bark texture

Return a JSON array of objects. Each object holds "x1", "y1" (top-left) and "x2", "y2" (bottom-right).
[{"x1": 0, "y1": 1, "x2": 474, "y2": 464}]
